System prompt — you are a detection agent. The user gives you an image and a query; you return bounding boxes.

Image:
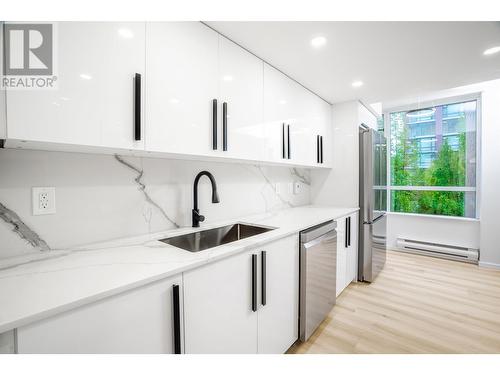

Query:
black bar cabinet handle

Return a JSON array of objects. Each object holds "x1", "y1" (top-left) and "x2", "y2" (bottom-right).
[
  {"x1": 345, "y1": 217, "x2": 349, "y2": 248},
  {"x1": 134, "y1": 73, "x2": 141, "y2": 141},
  {"x1": 287, "y1": 124, "x2": 291, "y2": 159},
  {"x1": 348, "y1": 216, "x2": 352, "y2": 246},
  {"x1": 261, "y1": 251, "x2": 267, "y2": 306},
  {"x1": 320, "y1": 136, "x2": 324, "y2": 164},
  {"x1": 252, "y1": 254, "x2": 258, "y2": 312},
  {"x1": 317, "y1": 135, "x2": 320, "y2": 163},
  {"x1": 172, "y1": 284, "x2": 181, "y2": 354},
  {"x1": 222, "y1": 102, "x2": 228, "y2": 151},
  {"x1": 282, "y1": 124, "x2": 286, "y2": 159},
  {"x1": 212, "y1": 99, "x2": 218, "y2": 150}
]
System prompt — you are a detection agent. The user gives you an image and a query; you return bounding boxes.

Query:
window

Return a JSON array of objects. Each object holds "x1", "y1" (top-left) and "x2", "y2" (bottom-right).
[{"x1": 388, "y1": 98, "x2": 478, "y2": 218}]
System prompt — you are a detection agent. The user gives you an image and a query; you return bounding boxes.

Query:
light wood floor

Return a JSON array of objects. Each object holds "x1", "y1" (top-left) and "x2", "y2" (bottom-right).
[{"x1": 289, "y1": 250, "x2": 500, "y2": 354}]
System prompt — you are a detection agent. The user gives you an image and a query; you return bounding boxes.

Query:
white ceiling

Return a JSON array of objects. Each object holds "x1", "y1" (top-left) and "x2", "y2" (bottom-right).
[{"x1": 207, "y1": 22, "x2": 500, "y2": 104}]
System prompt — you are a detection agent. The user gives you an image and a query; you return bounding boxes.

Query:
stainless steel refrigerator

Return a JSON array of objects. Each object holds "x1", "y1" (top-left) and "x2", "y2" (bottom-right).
[{"x1": 358, "y1": 124, "x2": 387, "y2": 282}]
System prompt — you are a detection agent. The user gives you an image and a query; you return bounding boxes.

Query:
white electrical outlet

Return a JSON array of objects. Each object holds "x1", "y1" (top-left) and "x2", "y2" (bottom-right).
[
  {"x1": 293, "y1": 181, "x2": 303, "y2": 195},
  {"x1": 32, "y1": 187, "x2": 56, "y2": 215}
]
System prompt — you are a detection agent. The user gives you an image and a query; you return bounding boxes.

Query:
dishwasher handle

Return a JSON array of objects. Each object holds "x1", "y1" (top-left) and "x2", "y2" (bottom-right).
[{"x1": 302, "y1": 231, "x2": 337, "y2": 250}]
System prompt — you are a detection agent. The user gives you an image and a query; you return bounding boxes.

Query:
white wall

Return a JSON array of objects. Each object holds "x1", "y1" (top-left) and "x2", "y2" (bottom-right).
[
  {"x1": 0, "y1": 149, "x2": 311, "y2": 260},
  {"x1": 387, "y1": 213, "x2": 480, "y2": 249},
  {"x1": 384, "y1": 78, "x2": 500, "y2": 268}
]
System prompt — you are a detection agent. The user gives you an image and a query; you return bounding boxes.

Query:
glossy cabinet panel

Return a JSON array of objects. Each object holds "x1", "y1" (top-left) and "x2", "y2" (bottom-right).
[
  {"x1": 183, "y1": 249, "x2": 258, "y2": 353},
  {"x1": 218, "y1": 36, "x2": 264, "y2": 160},
  {"x1": 4, "y1": 22, "x2": 332, "y2": 169},
  {"x1": 263, "y1": 64, "x2": 301, "y2": 163},
  {"x1": 6, "y1": 22, "x2": 145, "y2": 150},
  {"x1": 336, "y1": 212, "x2": 358, "y2": 296},
  {"x1": 16, "y1": 275, "x2": 184, "y2": 353},
  {"x1": 145, "y1": 22, "x2": 219, "y2": 155},
  {"x1": 257, "y1": 235, "x2": 299, "y2": 354}
]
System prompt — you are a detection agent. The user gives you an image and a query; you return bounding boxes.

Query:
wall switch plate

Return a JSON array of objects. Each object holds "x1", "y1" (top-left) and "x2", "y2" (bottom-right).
[
  {"x1": 293, "y1": 181, "x2": 303, "y2": 195},
  {"x1": 32, "y1": 187, "x2": 56, "y2": 215}
]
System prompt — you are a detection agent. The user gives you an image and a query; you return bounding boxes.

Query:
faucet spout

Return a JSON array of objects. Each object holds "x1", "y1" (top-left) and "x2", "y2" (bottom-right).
[{"x1": 192, "y1": 171, "x2": 220, "y2": 227}]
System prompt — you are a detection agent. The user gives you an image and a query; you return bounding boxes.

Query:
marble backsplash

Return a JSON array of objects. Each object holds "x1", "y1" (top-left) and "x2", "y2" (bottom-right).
[{"x1": 0, "y1": 149, "x2": 311, "y2": 260}]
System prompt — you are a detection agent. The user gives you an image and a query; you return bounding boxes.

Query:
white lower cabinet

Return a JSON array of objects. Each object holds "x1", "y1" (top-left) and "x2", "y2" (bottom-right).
[
  {"x1": 183, "y1": 234, "x2": 299, "y2": 354},
  {"x1": 16, "y1": 274, "x2": 183, "y2": 354},
  {"x1": 336, "y1": 212, "x2": 358, "y2": 296},
  {"x1": 257, "y1": 234, "x2": 299, "y2": 354},
  {"x1": 14, "y1": 235, "x2": 300, "y2": 354}
]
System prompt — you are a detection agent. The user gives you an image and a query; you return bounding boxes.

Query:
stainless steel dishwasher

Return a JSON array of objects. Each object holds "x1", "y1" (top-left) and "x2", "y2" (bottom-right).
[{"x1": 299, "y1": 220, "x2": 337, "y2": 342}]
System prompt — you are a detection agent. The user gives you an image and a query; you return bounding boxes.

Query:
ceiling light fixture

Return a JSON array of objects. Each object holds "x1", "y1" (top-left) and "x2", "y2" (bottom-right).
[
  {"x1": 483, "y1": 46, "x2": 500, "y2": 56},
  {"x1": 406, "y1": 108, "x2": 436, "y2": 118},
  {"x1": 352, "y1": 80, "x2": 363, "y2": 88},
  {"x1": 118, "y1": 28, "x2": 134, "y2": 39},
  {"x1": 310, "y1": 36, "x2": 327, "y2": 48},
  {"x1": 222, "y1": 75, "x2": 233, "y2": 81},
  {"x1": 79, "y1": 73, "x2": 92, "y2": 80}
]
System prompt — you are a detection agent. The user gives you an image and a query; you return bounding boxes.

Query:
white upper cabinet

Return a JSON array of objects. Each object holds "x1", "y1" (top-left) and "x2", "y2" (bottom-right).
[
  {"x1": 263, "y1": 64, "x2": 300, "y2": 163},
  {"x1": 218, "y1": 36, "x2": 264, "y2": 160},
  {"x1": 264, "y1": 63, "x2": 331, "y2": 167},
  {"x1": 145, "y1": 22, "x2": 219, "y2": 156},
  {"x1": 5, "y1": 22, "x2": 146, "y2": 150},
  {"x1": 4, "y1": 22, "x2": 332, "y2": 168}
]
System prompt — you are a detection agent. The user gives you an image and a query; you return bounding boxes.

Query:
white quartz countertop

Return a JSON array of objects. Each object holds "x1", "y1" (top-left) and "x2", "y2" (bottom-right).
[{"x1": 0, "y1": 205, "x2": 358, "y2": 333}]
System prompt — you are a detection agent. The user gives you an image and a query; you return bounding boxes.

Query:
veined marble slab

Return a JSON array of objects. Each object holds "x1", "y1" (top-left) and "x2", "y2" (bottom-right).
[{"x1": 0, "y1": 205, "x2": 357, "y2": 334}]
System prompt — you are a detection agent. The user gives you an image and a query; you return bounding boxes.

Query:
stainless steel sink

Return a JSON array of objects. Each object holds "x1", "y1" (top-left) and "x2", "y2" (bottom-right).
[{"x1": 159, "y1": 223, "x2": 275, "y2": 252}]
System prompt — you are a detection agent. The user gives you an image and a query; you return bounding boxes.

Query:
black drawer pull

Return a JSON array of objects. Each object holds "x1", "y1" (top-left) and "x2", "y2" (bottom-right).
[
  {"x1": 345, "y1": 217, "x2": 349, "y2": 248},
  {"x1": 261, "y1": 251, "x2": 267, "y2": 306},
  {"x1": 252, "y1": 254, "x2": 257, "y2": 312},
  {"x1": 282, "y1": 123, "x2": 286, "y2": 159},
  {"x1": 348, "y1": 216, "x2": 351, "y2": 246},
  {"x1": 172, "y1": 284, "x2": 181, "y2": 354},
  {"x1": 222, "y1": 102, "x2": 228, "y2": 151},
  {"x1": 134, "y1": 73, "x2": 141, "y2": 141},
  {"x1": 320, "y1": 136, "x2": 324, "y2": 163},
  {"x1": 317, "y1": 135, "x2": 320, "y2": 163},
  {"x1": 212, "y1": 99, "x2": 218, "y2": 150},
  {"x1": 287, "y1": 124, "x2": 291, "y2": 159}
]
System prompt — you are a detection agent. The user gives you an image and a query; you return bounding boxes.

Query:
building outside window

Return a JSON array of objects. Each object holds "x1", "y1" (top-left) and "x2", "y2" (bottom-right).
[{"x1": 387, "y1": 97, "x2": 478, "y2": 218}]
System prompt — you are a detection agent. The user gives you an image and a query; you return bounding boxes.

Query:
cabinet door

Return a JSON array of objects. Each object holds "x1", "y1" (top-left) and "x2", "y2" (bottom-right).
[
  {"x1": 292, "y1": 89, "x2": 318, "y2": 166},
  {"x1": 145, "y1": 22, "x2": 219, "y2": 155},
  {"x1": 16, "y1": 275, "x2": 183, "y2": 353},
  {"x1": 346, "y1": 212, "x2": 358, "y2": 283},
  {"x1": 218, "y1": 36, "x2": 264, "y2": 160},
  {"x1": 336, "y1": 216, "x2": 347, "y2": 297},
  {"x1": 257, "y1": 235, "x2": 299, "y2": 354},
  {"x1": 263, "y1": 64, "x2": 299, "y2": 163},
  {"x1": 312, "y1": 97, "x2": 333, "y2": 167},
  {"x1": 183, "y1": 250, "x2": 258, "y2": 353},
  {"x1": 6, "y1": 22, "x2": 145, "y2": 150}
]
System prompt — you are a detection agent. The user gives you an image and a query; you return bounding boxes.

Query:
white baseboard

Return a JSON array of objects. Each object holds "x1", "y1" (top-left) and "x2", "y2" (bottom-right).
[{"x1": 479, "y1": 261, "x2": 500, "y2": 270}]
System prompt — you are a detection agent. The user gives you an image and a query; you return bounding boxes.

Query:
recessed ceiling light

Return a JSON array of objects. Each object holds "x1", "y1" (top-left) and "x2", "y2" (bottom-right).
[
  {"x1": 223, "y1": 75, "x2": 233, "y2": 82},
  {"x1": 79, "y1": 73, "x2": 92, "y2": 80},
  {"x1": 352, "y1": 80, "x2": 363, "y2": 88},
  {"x1": 311, "y1": 36, "x2": 327, "y2": 48},
  {"x1": 118, "y1": 28, "x2": 134, "y2": 39},
  {"x1": 483, "y1": 46, "x2": 500, "y2": 56},
  {"x1": 279, "y1": 99, "x2": 287, "y2": 105}
]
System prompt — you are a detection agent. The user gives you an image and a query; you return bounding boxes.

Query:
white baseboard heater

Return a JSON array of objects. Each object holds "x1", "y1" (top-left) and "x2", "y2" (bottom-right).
[{"x1": 396, "y1": 237, "x2": 479, "y2": 264}]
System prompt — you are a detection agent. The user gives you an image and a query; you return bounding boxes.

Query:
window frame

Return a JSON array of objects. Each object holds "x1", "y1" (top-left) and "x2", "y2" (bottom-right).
[{"x1": 383, "y1": 92, "x2": 482, "y2": 219}]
